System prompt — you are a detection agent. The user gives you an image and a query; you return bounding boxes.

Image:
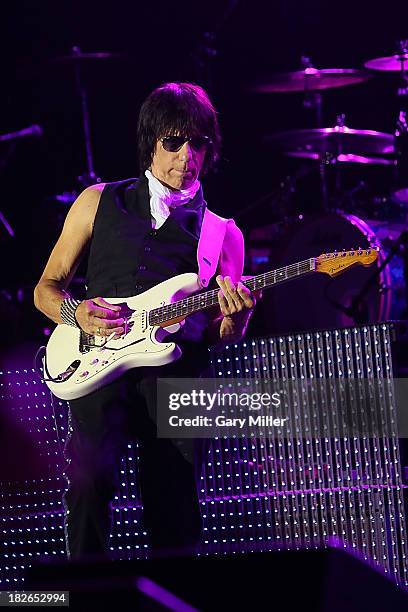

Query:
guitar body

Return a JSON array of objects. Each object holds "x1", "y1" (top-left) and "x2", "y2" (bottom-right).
[{"x1": 44, "y1": 273, "x2": 201, "y2": 401}]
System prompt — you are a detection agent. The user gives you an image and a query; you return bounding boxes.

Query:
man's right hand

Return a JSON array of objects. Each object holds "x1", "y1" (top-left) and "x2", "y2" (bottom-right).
[{"x1": 75, "y1": 297, "x2": 124, "y2": 337}]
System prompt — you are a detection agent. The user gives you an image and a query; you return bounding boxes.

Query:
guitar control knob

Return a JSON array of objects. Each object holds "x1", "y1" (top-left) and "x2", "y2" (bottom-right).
[
  {"x1": 79, "y1": 371, "x2": 89, "y2": 378},
  {"x1": 90, "y1": 358, "x2": 99, "y2": 365}
]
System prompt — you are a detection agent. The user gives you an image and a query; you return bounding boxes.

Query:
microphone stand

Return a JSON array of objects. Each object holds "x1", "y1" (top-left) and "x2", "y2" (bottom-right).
[
  {"x1": 300, "y1": 56, "x2": 330, "y2": 213},
  {"x1": 393, "y1": 40, "x2": 408, "y2": 203},
  {"x1": 192, "y1": 1, "x2": 240, "y2": 90},
  {"x1": 71, "y1": 46, "x2": 100, "y2": 187}
]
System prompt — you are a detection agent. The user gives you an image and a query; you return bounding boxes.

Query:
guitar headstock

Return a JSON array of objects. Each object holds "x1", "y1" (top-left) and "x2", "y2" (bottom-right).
[{"x1": 316, "y1": 248, "x2": 379, "y2": 277}]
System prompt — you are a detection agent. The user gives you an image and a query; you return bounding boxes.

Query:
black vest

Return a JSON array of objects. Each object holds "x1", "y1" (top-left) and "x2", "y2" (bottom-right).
[
  {"x1": 86, "y1": 176, "x2": 206, "y2": 299},
  {"x1": 85, "y1": 176, "x2": 211, "y2": 351}
]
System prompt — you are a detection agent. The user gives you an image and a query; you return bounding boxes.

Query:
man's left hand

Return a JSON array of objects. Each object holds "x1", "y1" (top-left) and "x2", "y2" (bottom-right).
[{"x1": 215, "y1": 275, "x2": 261, "y2": 341}]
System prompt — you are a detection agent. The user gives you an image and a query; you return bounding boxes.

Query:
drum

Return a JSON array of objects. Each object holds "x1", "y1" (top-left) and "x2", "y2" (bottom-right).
[{"x1": 247, "y1": 211, "x2": 406, "y2": 337}]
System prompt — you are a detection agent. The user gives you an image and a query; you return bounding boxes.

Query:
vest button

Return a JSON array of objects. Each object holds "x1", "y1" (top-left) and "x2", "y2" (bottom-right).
[
  {"x1": 135, "y1": 284, "x2": 142, "y2": 291},
  {"x1": 139, "y1": 264, "x2": 147, "y2": 271},
  {"x1": 144, "y1": 246, "x2": 151, "y2": 252},
  {"x1": 149, "y1": 229, "x2": 157, "y2": 237}
]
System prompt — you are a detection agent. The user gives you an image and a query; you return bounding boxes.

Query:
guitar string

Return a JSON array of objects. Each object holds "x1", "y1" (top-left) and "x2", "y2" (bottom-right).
[
  {"x1": 148, "y1": 251, "x2": 375, "y2": 326},
  {"x1": 148, "y1": 259, "x2": 315, "y2": 325}
]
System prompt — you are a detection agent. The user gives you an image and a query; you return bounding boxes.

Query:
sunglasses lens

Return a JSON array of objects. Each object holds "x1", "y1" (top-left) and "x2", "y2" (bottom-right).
[
  {"x1": 162, "y1": 137, "x2": 185, "y2": 152},
  {"x1": 161, "y1": 135, "x2": 210, "y2": 152}
]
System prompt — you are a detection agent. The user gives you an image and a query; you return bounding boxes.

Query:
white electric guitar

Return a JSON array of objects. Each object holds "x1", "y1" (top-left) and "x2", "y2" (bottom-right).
[{"x1": 42, "y1": 248, "x2": 378, "y2": 400}]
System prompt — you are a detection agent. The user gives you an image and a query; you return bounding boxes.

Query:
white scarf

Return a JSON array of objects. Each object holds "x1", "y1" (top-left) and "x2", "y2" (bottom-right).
[{"x1": 145, "y1": 169, "x2": 201, "y2": 229}]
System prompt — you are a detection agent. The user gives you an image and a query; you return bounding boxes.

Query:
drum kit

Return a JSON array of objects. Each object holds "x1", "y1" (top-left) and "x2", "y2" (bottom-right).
[{"x1": 247, "y1": 42, "x2": 408, "y2": 336}]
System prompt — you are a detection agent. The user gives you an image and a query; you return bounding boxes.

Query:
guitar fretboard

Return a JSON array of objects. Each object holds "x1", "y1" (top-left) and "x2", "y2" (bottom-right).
[{"x1": 148, "y1": 258, "x2": 315, "y2": 326}]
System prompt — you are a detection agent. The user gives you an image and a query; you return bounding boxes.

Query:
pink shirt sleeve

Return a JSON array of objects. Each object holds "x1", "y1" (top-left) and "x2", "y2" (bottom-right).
[{"x1": 217, "y1": 219, "x2": 245, "y2": 283}]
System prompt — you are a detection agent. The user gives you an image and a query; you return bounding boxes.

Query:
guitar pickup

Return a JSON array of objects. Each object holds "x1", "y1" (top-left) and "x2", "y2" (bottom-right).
[{"x1": 123, "y1": 318, "x2": 134, "y2": 335}]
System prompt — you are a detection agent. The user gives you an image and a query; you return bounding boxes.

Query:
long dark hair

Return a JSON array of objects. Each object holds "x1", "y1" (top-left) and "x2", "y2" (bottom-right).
[{"x1": 137, "y1": 82, "x2": 221, "y2": 176}]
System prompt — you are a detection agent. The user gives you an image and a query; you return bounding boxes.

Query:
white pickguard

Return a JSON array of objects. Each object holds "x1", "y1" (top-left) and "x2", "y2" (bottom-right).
[{"x1": 44, "y1": 273, "x2": 201, "y2": 400}]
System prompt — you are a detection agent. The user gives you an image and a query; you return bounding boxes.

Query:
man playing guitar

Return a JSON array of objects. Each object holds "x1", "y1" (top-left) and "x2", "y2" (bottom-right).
[{"x1": 34, "y1": 82, "x2": 257, "y2": 559}]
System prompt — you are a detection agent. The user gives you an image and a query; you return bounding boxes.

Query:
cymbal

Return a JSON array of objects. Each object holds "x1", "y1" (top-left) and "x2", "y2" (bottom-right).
[
  {"x1": 252, "y1": 68, "x2": 372, "y2": 93},
  {"x1": 365, "y1": 53, "x2": 408, "y2": 71},
  {"x1": 286, "y1": 151, "x2": 397, "y2": 166},
  {"x1": 51, "y1": 50, "x2": 126, "y2": 65},
  {"x1": 267, "y1": 125, "x2": 395, "y2": 155}
]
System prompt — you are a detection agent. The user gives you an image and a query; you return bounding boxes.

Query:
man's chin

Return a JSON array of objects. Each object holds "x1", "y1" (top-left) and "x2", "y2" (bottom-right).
[{"x1": 156, "y1": 173, "x2": 196, "y2": 191}]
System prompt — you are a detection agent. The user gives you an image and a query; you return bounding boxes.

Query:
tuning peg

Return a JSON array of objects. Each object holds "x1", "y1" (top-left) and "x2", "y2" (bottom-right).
[
  {"x1": 334, "y1": 250, "x2": 338, "y2": 257},
  {"x1": 342, "y1": 249, "x2": 347, "y2": 257},
  {"x1": 357, "y1": 246, "x2": 363, "y2": 255}
]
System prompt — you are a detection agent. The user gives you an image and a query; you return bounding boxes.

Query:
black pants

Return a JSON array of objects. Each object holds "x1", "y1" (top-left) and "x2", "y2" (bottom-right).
[{"x1": 62, "y1": 356, "x2": 208, "y2": 560}]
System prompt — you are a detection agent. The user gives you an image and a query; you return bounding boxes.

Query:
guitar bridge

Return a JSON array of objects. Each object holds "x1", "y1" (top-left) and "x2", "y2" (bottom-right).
[{"x1": 79, "y1": 318, "x2": 136, "y2": 354}]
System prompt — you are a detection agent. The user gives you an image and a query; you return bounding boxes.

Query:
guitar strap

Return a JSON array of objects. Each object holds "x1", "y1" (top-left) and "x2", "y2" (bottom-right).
[{"x1": 197, "y1": 207, "x2": 229, "y2": 288}]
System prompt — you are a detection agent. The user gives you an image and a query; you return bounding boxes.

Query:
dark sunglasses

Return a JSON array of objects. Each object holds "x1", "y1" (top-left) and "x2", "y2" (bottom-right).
[{"x1": 160, "y1": 135, "x2": 211, "y2": 152}]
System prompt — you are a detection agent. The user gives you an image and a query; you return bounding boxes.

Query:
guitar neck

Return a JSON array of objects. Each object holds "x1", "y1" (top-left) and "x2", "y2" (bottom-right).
[{"x1": 149, "y1": 257, "x2": 316, "y2": 326}]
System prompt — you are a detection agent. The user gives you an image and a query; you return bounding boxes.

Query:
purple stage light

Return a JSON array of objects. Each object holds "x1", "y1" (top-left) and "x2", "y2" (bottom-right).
[{"x1": 136, "y1": 576, "x2": 199, "y2": 612}]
